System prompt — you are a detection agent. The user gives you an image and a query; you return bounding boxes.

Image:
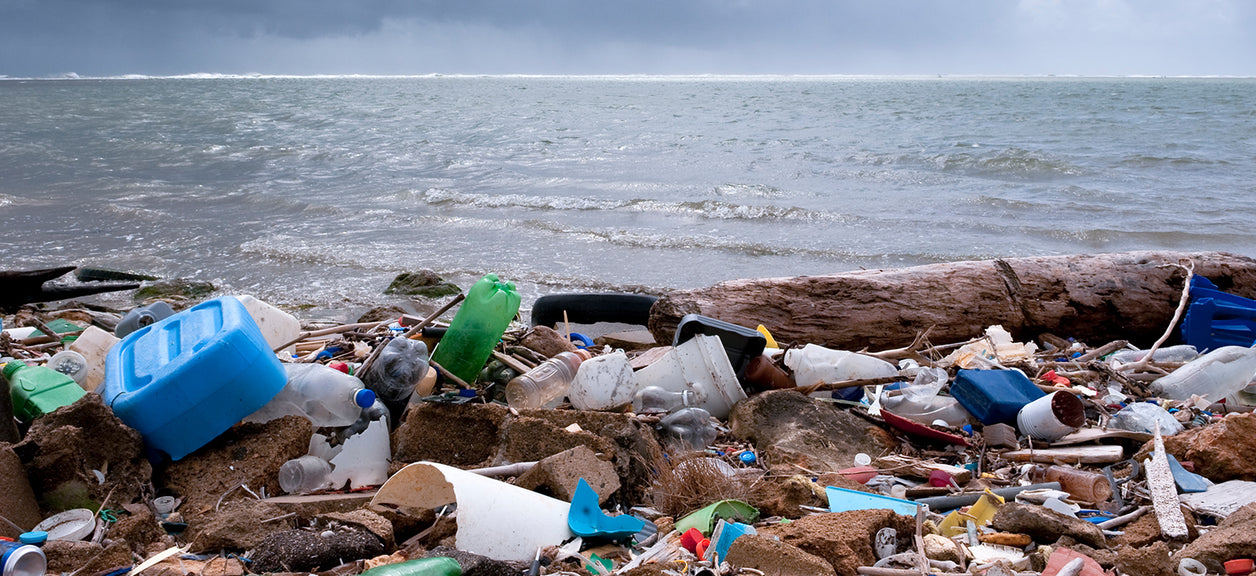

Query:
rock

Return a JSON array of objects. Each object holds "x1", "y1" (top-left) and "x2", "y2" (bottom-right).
[
  {"x1": 357, "y1": 305, "x2": 409, "y2": 324},
  {"x1": 513, "y1": 445, "x2": 620, "y2": 503},
  {"x1": 147, "y1": 556, "x2": 246, "y2": 576},
  {"x1": 1172, "y1": 503, "x2": 1256, "y2": 574},
  {"x1": 262, "y1": 493, "x2": 379, "y2": 517},
  {"x1": 649, "y1": 251, "x2": 1256, "y2": 350},
  {"x1": 13, "y1": 393, "x2": 151, "y2": 512},
  {"x1": 518, "y1": 325, "x2": 577, "y2": 357},
  {"x1": 321, "y1": 509, "x2": 395, "y2": 550},
  {"x1": 499, "y1": 409, "x2": 664, "y2": 506},
  {"x1": 1138, "y1": 412, "x2": 1256, "y2": 482},
  {"x1": 158, "y1": 415, "x2": 312, "y2": 520},
  {"x1": 0, "y1": 446, "x2": 42, "y2": 535},
  {"x1": 1116, "y1": 541, "x2": 1175, "y2": 576},
  {"x1": 249, "y1": 525, "x2": 385, "y2": 573},
  {"x1": 748, "y1": 475, "x2": 827, "y2": 519},
  {"x1": 757, "y1": 510, "x2": 915, "y2": 575},
  {"x1": 422, "y1": 545, "x2": 522, "y2": 576},
  {"x1": 385, "y1": 271, "x2": 461, "y2": 299},
  {"x1": 133, "y1": 278, "x2": 215, "y2": 302},
  {"x1": 723, "y1": 534, "x2": 835, "y2": 576},
  {"x1": 183, "y1": 500, "x2": 296, "y2": 552},
  {"x1": 394, "y1": 402, "x2": 509, "y2": 468},
  {"x1": 990, "y1": 502, "x2": 1108, "y2": 549},
  {"x1": 728, "y1": 390, "x2": 896, "y2": 474},
  {"x1": 923, "y1": 533, "x2": 963, "y2": 564},
  {"x1": 395, "y1": 401, "x2": 664, "y2": 505}
]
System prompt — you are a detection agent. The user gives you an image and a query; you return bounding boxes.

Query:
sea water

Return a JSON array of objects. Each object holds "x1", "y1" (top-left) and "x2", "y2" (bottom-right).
[{"x1": 1, "y1": 75, "x2": 1254, "y2": 320}]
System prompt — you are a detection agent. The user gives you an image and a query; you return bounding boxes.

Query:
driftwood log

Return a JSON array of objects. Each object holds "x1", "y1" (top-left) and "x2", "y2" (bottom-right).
[{"x1": 648, "y1": 251, "x2": 1256, "y2": 350}]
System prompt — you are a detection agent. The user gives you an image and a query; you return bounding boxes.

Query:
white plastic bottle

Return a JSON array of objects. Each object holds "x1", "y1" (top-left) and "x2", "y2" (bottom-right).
[
  {"x1": 784, "y1": 344, "x2": 899, "y2": 386},
  {"x1": 244, "y1": 363, "x2": 376, "y2": 427},
  {"x1": 1150, "y1": 346, "x2": 1256, "y2": 401}
]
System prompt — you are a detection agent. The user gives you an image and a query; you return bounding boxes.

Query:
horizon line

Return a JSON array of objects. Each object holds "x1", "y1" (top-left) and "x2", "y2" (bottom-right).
[{"x1": 3, "y1": 72, "x2": 1255, "y2": 81}]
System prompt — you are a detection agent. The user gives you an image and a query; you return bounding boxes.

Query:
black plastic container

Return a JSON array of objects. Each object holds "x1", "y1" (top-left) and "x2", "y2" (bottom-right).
[{"x1": 673, "y1": 314, "x2": 767, "y2": 385}]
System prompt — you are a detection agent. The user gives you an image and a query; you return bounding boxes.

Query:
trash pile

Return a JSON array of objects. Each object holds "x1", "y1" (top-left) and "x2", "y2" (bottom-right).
[{"x1": 5, "y1": 265, "x2": 1256, "y2": 576}]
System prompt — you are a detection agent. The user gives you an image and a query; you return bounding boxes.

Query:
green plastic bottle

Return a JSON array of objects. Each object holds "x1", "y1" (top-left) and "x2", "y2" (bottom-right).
[
  {"x1": 357, "y1": 557, "x2": 461, "y2": 576},
  {"x1": 430, "y1": 274, "x2": 521, "y2": 384},
  {"x1": 4, "y1": 360, "x2": 87, "y2": 421}
]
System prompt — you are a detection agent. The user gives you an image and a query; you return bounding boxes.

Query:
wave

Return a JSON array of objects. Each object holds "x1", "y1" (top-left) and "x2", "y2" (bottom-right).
[
  {"x1": 407, "y1": 188, "x2": 856, "y2": 223},
  {"x1": 924, "y1": 147, "x2": 1084, "y2": 180}
]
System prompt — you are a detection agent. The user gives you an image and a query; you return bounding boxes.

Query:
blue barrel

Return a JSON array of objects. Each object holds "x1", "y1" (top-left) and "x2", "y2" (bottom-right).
[{"x1": 102, "y1": 296, "x2": 287, "y2": 460}]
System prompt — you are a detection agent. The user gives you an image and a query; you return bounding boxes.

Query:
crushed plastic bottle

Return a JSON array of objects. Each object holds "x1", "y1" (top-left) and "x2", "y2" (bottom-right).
[
  {"x1": 1108, "y1": 344, "x2": 1199, "y2": 365},
  {"x1": 1108, "y1": 402, "x2": 1185, "y2": 436},
  {"x1": 363, "y1": 337, "x2": 430, "y2": 422},
  {"x1": 657, "y1": 407, "x2": 717, "y2": 451},
  {"x1": 784, "y1": 343, "x2": 898, "y2": 401}
]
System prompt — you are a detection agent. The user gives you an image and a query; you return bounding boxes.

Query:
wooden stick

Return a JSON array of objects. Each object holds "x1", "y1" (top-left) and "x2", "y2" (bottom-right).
[{"x1": 1118, "y1": 260, "x2": 1193, "y2": 374}]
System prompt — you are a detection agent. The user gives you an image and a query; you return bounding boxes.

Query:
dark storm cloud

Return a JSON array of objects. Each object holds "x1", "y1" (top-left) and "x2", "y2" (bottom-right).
[{"x1": 0, "y1": 0, "x2": 1252, "y2": 77}]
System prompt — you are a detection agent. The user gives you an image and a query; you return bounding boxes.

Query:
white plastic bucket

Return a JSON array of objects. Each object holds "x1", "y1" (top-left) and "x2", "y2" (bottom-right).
[
  {"x1": 567, "y1": 350, "x2": 638, "y2": 411},
  {"x1": 633, "y1": 334, "x2": 745, "y2": 419},
  {"x1": 1016, "y1": 391, "x2": 1085, "y2": 442}
]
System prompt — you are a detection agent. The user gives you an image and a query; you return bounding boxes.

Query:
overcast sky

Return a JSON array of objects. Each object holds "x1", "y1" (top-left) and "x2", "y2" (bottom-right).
[{"x1": 1, "y1": 0, "x2": 1252, "y2": 78}]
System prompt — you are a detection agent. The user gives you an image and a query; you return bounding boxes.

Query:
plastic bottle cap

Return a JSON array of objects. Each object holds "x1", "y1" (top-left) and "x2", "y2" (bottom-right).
[
  {"x1": 354, "y1": 389, "x2": 376, "y2": 408},
  {"x1": 854, "y1": 453, "x2": 872, "y2": 466},
  {"x1": 738, "y1": 451, "x2": 756, "y2": 464},
  {"x1": 2, "y1": 360, "x2": 26, "y2": 380},
  {"x1": 19, "y1": 531, "x2": 47, "y2": 545}
]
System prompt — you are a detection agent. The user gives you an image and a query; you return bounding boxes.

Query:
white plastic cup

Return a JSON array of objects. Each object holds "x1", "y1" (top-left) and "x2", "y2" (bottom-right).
[{"x1": 1016, "y1": 391, "x2": 1085, "y2": 442}]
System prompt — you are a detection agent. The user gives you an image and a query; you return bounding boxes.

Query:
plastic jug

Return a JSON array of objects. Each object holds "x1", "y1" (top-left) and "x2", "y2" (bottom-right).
[
  {"x1": 362, "y1": 337, "x2": 430, "y2": 421},
  {"x1": 115, "y1": 301, "x2": 175, "y2": 338},
  {"x1": 67, "y1": 326, "x2": 119, "y2": 392},
  {"x1": 950, "y1": 369, "x2": 1045, "y2": 425},
  {"x1": 102, "y1": 296, "x2": 289, "y2": 460},
  {"x1": 566, "y1": 350, "x2": 637, "y2": 411},
  {"x1": 505, "y1": 349, "x2": 590, "y2": 411},
  {"x1": 1150, "y1": 346, "x2": 1256, "y2": 401},
  {"x1": 235, "y1": 295, "x2": 302, "y2": 356},
  {"x1": 430, "y1": 274, "x2": 521, "y2": 384},
  {"x1": 3, "y1": 360, "x2": 87, "y2": 422},
  {"x1": 244, "y1": 363, "x2": 375, "y2": 428}
]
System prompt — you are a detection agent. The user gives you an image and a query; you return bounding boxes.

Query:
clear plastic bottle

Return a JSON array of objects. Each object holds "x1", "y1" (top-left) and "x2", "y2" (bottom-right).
[
  {"x1": 1108, "y1": 345, "x2": 1199, "y2": 364},
  {"x1": 363, "y1": 337, "x2": 430, "y2": 422},
  {"x1": 633, "y1": 386, "x2": 698, "y2": 414},
  {"x1": 1150, "y1": 346, "x2": 1256, "y2": 401},
  {"x1": 243, "y1": 363, "x2": 376, "y2": 427},
  {"x1": 505, "y1": 350, "x2": 591, "y2": 411},
  {"x1": 784, "y1": 343, "x2": 898, "y2": 400},
  {"x1": 429, "y1": 274, "x2": 521, "y2": 384},
  {"x1": 278, "y1": 455, "x2": 334, "y2": 494},
  {"x1": 658, "y1": 407, "x2": 717, "y2": 451}
]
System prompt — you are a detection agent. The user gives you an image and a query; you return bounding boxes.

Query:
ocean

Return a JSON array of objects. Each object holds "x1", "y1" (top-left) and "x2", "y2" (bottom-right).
[{"x1": 2, "y1": 75, "x2": 1254, "y2": 321}]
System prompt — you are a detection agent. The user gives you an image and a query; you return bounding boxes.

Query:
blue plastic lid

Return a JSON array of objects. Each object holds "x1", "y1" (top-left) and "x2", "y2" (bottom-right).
[
  {"x1": 18, "y1": 531, "x2": 46, "y2": 545},
  {"x1": 738, "y1": 451, "x2": 756, "y2": 464},
  {"x1": 354, "y1": 389, "x2": 376, "y2": 408}
]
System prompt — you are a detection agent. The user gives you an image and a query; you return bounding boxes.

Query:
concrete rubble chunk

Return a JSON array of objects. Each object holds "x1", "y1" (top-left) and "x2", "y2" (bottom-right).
[
  {"x1": 14, "y1": 393, "x2": 151, "y2": 512},
  {"x1": 0, "y1": 446, "x2": 42, "y2": 535},
  {"x1": 1140, "y1": 411, "x2": 1256, "y2": 482},
  {"x1": 990, "y1": 502, "x2": 1108, "y2": 549},
  {"x1": 1115, "y1": 541, "x2": 1175, "y2": 576},
  {"x1": 184, "y1": 500, "x2": 296, "y2": 552},
  {"x1": 513, "y1": 444, "x2": 620, "y2": 503},
  {"x1": 159, "y1": 415, "x2": 312, "y2": 519},
  {"x1": 728, "y1": 389, "x2": 896, "y2": 474},
  {"x1": 756, "y1": 510, "x2": 915, "y2": 575},
  {"x1": 1172, "y1": 503, "x2": 1256, "y2": 574},
  {"x1": 723, "y1": 533, "x2": 835, "y2": 576}
]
